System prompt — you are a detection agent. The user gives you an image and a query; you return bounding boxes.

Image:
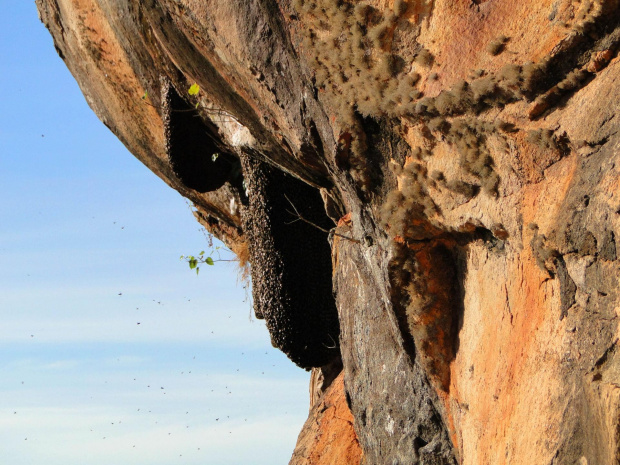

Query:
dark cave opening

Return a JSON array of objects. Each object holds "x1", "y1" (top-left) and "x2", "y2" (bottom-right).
[{"x1": 163, "y1": 82, "x2": 241, "y2": 193}]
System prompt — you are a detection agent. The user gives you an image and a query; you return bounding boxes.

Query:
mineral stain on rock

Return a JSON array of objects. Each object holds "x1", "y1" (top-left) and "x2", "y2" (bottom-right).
[{"x1": 36, "y1": 0, "x2": 620, "y2": 463}]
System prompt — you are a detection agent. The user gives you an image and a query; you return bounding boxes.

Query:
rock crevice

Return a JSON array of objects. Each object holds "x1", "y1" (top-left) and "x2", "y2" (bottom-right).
[{"x1": 36, "y1": 0, "x2": 620, "y2": 463}]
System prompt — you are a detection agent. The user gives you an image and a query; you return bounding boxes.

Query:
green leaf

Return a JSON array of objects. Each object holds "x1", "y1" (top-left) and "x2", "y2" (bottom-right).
[
  {"x1": 195, "y1": 102, "x2": 200, "y2": 109},
  {"x1": 189, "y1": 259, "x2": 198, "y2": 270},
  {"x1": 142, "y1": 91, "x2": 148, "y2": 100},
  {"x1": 211, "y1": 153, "x2": 219, "y2": 162},
  {"x1": 206, "y1": 257, "x2": 214, "y2": 266},
  {"x1": 188, "y1": 83, "x2": 200, "y2": 96},
  {"x1": 196, "y1": 267, "x2": 200, "y2": 275},
  {"x1": 199, "y1": 251, "x2": 205, "y2": 256}
]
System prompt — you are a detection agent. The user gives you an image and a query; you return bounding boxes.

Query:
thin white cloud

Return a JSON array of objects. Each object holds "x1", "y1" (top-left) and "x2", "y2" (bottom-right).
[
  {"x1": 1, "y1": 369, "x2": 308, "y2": 465},
  {"x1": 41, "y1": 359, "x2": 82, "y2": 370},
  {"x1": 103, "y1": 355, "x2": 149, "y2": 366},
  {"x1": 0, "y1": 290, "x2": 269, "y2": 347},
  {"x1": 2, "y1": 407, "x2": 304, "y2": 465}
]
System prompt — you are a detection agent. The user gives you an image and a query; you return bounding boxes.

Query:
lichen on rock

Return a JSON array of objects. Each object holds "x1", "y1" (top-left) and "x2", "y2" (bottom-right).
[{"x1": 36, "y1": 0, "x2": 620, "y2": 463}]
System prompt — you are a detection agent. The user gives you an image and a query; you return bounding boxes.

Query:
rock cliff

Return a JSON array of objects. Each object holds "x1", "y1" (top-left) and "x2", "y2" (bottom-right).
[{"x1": 37, "y1": 0, "x2": 620, "y2": 463}]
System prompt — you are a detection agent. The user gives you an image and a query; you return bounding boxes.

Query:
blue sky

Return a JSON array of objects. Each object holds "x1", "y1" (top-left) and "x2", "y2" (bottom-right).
[{"x1": 0, "y1": 2, "x2": 308, "y2": 464}]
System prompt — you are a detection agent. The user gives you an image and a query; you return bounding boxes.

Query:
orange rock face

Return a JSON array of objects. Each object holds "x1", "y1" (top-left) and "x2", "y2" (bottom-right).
[
  {"x1": 36, "y1": 0, "x2": 620, "y2": 463},
  {"x1": 290, "y1": 373, "x2": 363, "y2": 465}
]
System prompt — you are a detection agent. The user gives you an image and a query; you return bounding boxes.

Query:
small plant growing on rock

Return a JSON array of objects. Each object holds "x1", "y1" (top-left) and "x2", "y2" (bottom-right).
[
  {"x1": 180, "y1": 245, "x2": 240, "y2": 275},
  {"x1": 180, "y1": 251, "x2": 214, "y2": 275},
  {"x1": 141, "y1": 83, "x2": 201, "y2": 110},
  {"x1": 187, "y1": 83, "x2": 201, "y2": 108}
]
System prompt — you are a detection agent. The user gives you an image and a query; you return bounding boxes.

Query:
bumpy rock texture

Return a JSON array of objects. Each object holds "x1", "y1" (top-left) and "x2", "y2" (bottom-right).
[
  {"x1": 239, "y1": 152, "x2": 340, "y2": 368},
  {"x1": 37, "y1": 0, "x2": 620, "y2": 463}
]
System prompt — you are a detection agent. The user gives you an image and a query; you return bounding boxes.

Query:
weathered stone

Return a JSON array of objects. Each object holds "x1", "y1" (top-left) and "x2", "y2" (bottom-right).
[
  {"x1": 333, "y1": 219, "x2": 458, "y2": 465},
  {"x1": 290, "y1": 372, "x2": 362, "y2": 465},
  {"x1": 35, "y1": 0, "x2": 620, "y2": 463}
]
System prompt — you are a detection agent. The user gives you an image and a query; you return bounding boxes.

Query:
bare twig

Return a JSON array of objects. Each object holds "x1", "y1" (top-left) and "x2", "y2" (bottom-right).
[
  {"x1": 283, "y1": 194, "x2": 360, "y2": 244},
  {"x1": 142, "y1": 97, "x2": 238, "y2": 122}
]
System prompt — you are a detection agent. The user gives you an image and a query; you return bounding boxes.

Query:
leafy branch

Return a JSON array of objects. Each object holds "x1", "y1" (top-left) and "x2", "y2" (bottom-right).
[{"x1": 180, "y1": 248, "x2": 236, "y2": 275}]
